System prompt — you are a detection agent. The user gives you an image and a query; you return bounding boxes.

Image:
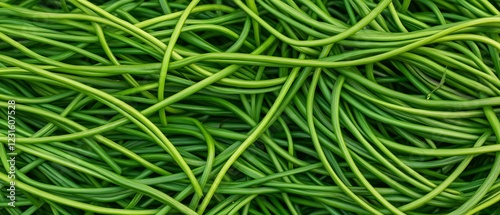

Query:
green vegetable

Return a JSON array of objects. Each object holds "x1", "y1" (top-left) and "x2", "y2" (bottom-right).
[{"x1": 0, "y1": 0, "x2": 500, "y2": 214}]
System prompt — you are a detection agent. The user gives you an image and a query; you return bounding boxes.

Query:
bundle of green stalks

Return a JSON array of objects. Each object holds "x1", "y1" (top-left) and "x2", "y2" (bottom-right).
[{"x1": 1, "y1": 0, "x2": 500, "y2": 214}]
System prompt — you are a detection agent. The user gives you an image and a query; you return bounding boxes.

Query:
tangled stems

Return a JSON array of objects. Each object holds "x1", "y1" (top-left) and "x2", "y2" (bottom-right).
[{"x1": 1, "y1": 0, "x2": 500, "y2": 214}]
